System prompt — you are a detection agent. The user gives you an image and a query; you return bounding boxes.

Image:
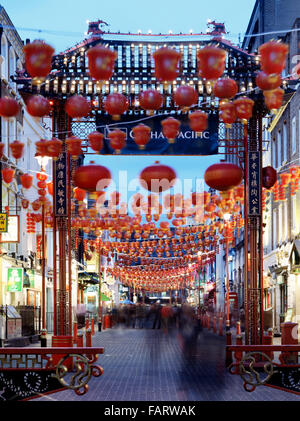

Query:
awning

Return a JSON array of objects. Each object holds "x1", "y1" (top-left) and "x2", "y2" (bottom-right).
[
  {"x1": 267, "y1": 91, "x2": 296, "y2": 133},
  {"x1": 78, "y1": 272, "x2": 99, "y2": 284}
]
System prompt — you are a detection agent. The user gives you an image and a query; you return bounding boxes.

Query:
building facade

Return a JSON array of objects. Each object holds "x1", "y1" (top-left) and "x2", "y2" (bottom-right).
[
  {"x1": 0, "y1": 6, "x2": 62, "y2": 333},
  {"x1": 219, "y1": 0, "x2": 300, "y2": 334}
]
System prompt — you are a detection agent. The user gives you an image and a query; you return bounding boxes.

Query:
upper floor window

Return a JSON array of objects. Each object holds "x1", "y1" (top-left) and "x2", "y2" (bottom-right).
[
  {"x1": 277, "y1": 130, "x2": 282, "y2": 168},
  {"x1": 282, "y1": 124, "x2": 287, "y2": 164},
  {"x1": 0, "y1": 34, "x2": 8, "y2": 81},
  {"x1": 292, "y1": 116, "x2": 296, "y2": 155}
]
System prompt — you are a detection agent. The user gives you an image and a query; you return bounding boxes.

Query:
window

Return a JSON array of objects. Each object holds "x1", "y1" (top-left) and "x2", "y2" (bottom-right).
[
  {"x1": 1, "y1": 34, "x2": 8, "y2": 81},
  {"x1": 272, "y1": 138, "x2": 276, "y2": 168},
  {"x1": 282, "y1": 124, "x2": 287, "y2": 163},
  {"x1": 292, "y1": 116, "x2": 296, "y2": 155},
  {"x1": 272, "y1": 209, "x2": 277, "y2": 249},
  {"x1": 283, "y1": 201, "x2": 288, "y2": 241},
  {"x1": 292, "y1": 195, "x2": 298, "y2": 234},
  {"x1": 278, "y1": 204, "x2": 282, "y2": 243},
  {"x1": 277, "y1": 130, "x2": 282, "y2": 168}
]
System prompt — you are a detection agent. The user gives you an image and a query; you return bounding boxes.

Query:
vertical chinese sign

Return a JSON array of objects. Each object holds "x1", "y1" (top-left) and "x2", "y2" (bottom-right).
[
  {"x1": 55, "y1": 152, "x2": 68, "y2": 216},
  {"x1": 248, "y1": 151, "x2": 261, "y2": 217}
]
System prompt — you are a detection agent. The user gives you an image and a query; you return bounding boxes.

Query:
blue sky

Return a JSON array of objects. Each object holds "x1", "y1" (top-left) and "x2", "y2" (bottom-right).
[{"x1": 0, "y1": 0, "x2": 256, "y2": 189}]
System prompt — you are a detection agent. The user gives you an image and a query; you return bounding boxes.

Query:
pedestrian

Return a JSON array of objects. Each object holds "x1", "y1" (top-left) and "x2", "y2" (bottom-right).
[
  {"x1": 161, "y1": 304, "x2": 174, "y2": 334},
  {"x1": 239, "y1": 306, "x2": 245, "y2": 332},
  {"x1": 129, "y1": 303, "x2": 136, "y2": 328},
  {"x1": 152, "y1": 301, "x2": 161, "y2": 329},
  {"x1": 135, "y1": 303, "x2": 145, "y2": 328}
]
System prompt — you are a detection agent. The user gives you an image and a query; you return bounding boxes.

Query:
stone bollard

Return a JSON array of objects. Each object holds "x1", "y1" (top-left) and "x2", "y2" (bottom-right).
[
  {"x1": 219, "y1": 317, "x2": 223, "y2": 336},
  {"x1": 236, "y1": 321, "x2": 241, "y2": 335},
  {"x1": 262, "y1": 333, "x2": 274, "y2": 361},
  {"x1": 73, "y1": 321, "x2": 78, "y2": 344},
  {"x1": 213, "y1": 316, "x2": 217, "y2": 334},
  {"x1": 280, "y1": 322, "x2": 298, "y2": 364},
  {"x1": 40, "y1": 329, "x2": 47, "y2": 347},
  {"x1": 76, "y1": 332, "x2": 83, "y2": 347},
  {"x1": 207, "y1": 315, "x2": 211, "y2": 330},
  {"x1": 91, "y1": 318, "x2": 95, "y2": 335},
  {"x1": 85, "y1": 327, "x2": 92, "y2": 347},
  {"x1": 85, "y1": 327, "x2": 92, "y2": 360},
  {"x1": 225, "y1": 331, "x2": 233, "y2": 367}
]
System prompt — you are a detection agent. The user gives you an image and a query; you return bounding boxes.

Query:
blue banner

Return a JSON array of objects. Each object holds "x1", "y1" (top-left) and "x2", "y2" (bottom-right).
[{"x1": 95, "y1": 113, "x2": 219, "y2": 155}]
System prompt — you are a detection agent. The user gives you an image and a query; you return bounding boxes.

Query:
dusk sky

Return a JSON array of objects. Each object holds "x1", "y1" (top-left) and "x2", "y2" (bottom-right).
[{"x1": 0, "y1": 0, "x2": 256, "y2": 193}]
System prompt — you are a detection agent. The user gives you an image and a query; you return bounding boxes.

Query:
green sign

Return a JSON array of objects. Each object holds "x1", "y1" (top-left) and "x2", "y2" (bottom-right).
[
  {"x1": 27, "y1": 269, "x2": 35, "y2": 288},
  {"x1": 7, "y1": 268, "x2": 23, "y2": 292}
]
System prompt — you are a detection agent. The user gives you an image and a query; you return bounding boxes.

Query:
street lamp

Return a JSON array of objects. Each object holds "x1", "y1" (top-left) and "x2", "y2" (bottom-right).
[{"x1": 223, "y1": 212, "x2": 231, "y2": 331}]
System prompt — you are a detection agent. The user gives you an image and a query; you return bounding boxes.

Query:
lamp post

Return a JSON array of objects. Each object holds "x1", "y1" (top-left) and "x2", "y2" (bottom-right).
[
  {"x1": 35, "y1": 155, "x2": 50, "y2": 331},
  {"x1": 197, "y1": 251, "x2": 202, "y2": 317},
  {"x1": 223, "y1": 212, "x2": 231, "y2": 331}
]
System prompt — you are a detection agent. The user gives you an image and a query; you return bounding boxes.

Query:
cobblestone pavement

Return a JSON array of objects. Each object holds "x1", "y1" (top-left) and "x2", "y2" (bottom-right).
[{"x1": 33, "y1": 327, "x2": 299, "y2": 401}]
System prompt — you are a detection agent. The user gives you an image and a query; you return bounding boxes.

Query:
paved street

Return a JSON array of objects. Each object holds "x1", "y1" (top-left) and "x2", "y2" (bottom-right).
[{"x1": 33, "y1": 327, "x2": 299, "y2": 402}]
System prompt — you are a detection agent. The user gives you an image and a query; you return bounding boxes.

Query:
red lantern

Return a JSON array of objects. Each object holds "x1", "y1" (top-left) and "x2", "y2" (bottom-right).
[
  {"x1": 20, "y1": 173, "x2": 33, "y2": 189},
  {"x1": 104, "y1": 93, "x2": 128, "y2": 120},
  {"x1": 47, "y1": 181, "x2": 53, "y2": 196},
  {"x1": 73, "y1": 187, "x2": 86, "y2": 202},
  {"x1": 46, "y1": 137, "x2": 62, "y2": 159},
  {"x1": 38, "y1": 189, "x2": 47, "y2": 197},
  {"x1": 108, "y1": 129, "x2": 126, "y2": 153},
  {"x1": 255, "y1": 71, "x2": 282, "y2": 91},
  {"x1": 204, "y1": 163, "x2": 243, "y2": 191},
  {"x1": 32, "y1": 199, "x2": 42, "y2": 211},
  {"x1": 197, "y1": 46, "x2": 226, "y2": 80},
  {"x1": 0, "y1": 143, "x2": 4, "y2": 159},
  {"x1": 2, "y1": 168, "x2": 15, "y2": 184},
  {"x1": 23, "y1": 40, "x2": 54, "y2": 78},
  {"x1": 26, "y1": 95, "x2": 51, "y2": 117},
  {"x1": 88, "y1": 131, "x2": 104, "y2": 153},
  {"x1": 9, "y1": 140, "x2": 25, "y2": 160},
  {"x1": 65, "y1": 95, "x2": 91, "y2": 119},
  {"x1": 152, "y1": 47, "x2": 182, "y2": 83},
  {"x1": 219, "y1": 101, "x2": 237, "y2": 127},
  {"x1": 66, "y1": 136, "x2": 83, "y2": 159},
  {"x1": 279, "y1": 172, "x2": 291, "y2": 186},
  {"x1": 73, "y1": 162, "x2": 112, "y2": 192},
  {"x1": 258, "y1": 40, "x2": 288, "y2": 75},
  {"x1": 263, "y1": 88, "x2": 284, "y2": 112},
  {"x1": 35, "y1": 138, "x2": 48, "y2": 157},
  {"x1": 189, "y1": 111, "x2": 208, "y2": 133},
  {"x1": 37, "y1": 180, "x2": 47, "y2": 189},
  {"x1": 161, "y1": 117, "x2": 180, "y2": 144},
  {"x1": 86, "y1": 45, "x2": 117, "y2": 81},
  {"x1": 36, "y1": 171, "x2": 48, "y2": 181},
  {"x1": 0, "y1": 96, "x2": 19, "y2": 118},
  {"x1": 233, "y1": 96, "x2": 254, "y2": 124},
  {"x1": 173, "y1": 86, "x2": 198, "y2": 110},
  {"x1": 139, "y1": 89, "x2": 163, "y2": 114},
  {"x1": 139, "y1": 161, "x2": 177, "y2": 193},
  {"x1": 132, "y1": 124, "x2": 151, "y2": 150},
  {"x1": 213, "y1": 78, "x2": 238, "y2": 99},
  {"x1": 22, "y1": 199, "x2": 29, "y2": 209}
]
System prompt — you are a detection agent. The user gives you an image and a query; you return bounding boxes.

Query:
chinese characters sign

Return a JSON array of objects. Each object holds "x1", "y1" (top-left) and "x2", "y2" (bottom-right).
[
  {"x1": 0, "y1": 215, "x2": 19, "y2": 242},
  {"x1": 0, "y1": 213, "x2": 8, "y2": 232},
  {"x1": 55, "y1": 152, "x2": 67, "y2": 216},
  {"x1": 248, "y1": 152, "x2": 261, "y2": 216}
]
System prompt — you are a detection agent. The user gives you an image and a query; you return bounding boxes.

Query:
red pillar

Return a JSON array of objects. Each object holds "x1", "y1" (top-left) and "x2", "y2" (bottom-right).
[{"x1": 280, "y1": 322, "x2": 298, "y2": 364}]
